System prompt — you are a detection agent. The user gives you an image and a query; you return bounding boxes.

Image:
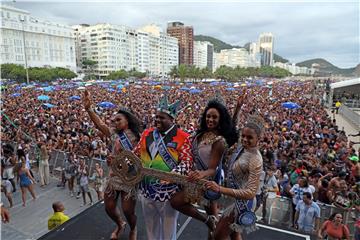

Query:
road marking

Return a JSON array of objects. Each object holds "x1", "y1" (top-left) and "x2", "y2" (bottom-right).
[
  {"x1": 176, "y1": 217, "x2": 193, "y2": 238},
  {"x1": 256, "y1": 223, "x2": 311, "y2": 240}
]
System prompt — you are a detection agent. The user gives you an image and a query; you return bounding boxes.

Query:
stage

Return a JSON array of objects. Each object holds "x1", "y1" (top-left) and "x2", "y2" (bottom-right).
[{"x1": 39, "y1": 201, "x2": 313, "y2": 240}]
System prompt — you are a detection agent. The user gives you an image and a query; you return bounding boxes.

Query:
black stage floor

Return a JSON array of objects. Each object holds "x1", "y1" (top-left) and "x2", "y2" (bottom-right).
[{"x1": 39, "y1": 201, "x2": 312, "y2": 240}]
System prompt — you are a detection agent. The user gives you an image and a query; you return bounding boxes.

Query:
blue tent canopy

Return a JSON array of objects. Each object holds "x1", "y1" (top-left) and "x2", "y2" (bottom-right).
[
  {"x1": 69, "y1": 95, "x2": 81, "y2": 101},
  {"x1": 43, "y1": 103, "x2": 56, "y2": 108},
  {"x1": 180, "y1": 87, "x2": 190, "y2": 91},
  {"x1": 281, "y1": 102, "x2": 300, "y2": 109},
  {"x1": 98, "y1": 101, "x2": 116, "y2": 109},
  {"x1": 37, "y1": 95, "x2": 50, "y2": 101},
  {"x1": 11, "y1": 93, "x2": 21, "y2": 97},
  {"x1": 43, "y1": 86, "x2": 54, "y2": 92},
  {"x1": 189, "y1": 89, "x2": 202, "y2": 94}
]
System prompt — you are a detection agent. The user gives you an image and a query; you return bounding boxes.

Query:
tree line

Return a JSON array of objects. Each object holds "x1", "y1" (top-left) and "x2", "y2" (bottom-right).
[
  {"x1": 1, "y1": 62, "x2": 292, "y2": 83},
  {"x1": 1, "y1": 64, "x2": 77, "y2": 82},
  {"x1": 169, "y1": 64, "x2": 292, "y2": 82}
]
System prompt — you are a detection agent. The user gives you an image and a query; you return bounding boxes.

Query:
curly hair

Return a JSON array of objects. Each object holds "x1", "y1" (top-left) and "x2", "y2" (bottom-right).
[
  {"x1": 117, "y1": 109, "x2": 143, "y2": 141},
  {"x1": 197, "y1": 100, "x2": 238, "y2": 147}
]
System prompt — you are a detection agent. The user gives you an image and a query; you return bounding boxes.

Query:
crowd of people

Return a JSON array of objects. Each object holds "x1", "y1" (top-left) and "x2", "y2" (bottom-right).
[{"x1": 1, "y1": 78, "x2": 359, "y2": 239}]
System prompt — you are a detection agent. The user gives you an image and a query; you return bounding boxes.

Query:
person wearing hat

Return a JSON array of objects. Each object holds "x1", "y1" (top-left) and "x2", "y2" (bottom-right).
[
  {"x1": 133, "y1": 95, "x2": 193, "y2": 240},
  {"x1": 83, "y1": 90, "x2": 142, "y2": 240},
  {"x1": 350, "y1": 155, "x2": 360, "y2": 183}
]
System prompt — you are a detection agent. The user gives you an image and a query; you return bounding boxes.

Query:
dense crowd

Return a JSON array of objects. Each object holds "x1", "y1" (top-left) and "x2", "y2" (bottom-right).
[{"x1": 1, "y1": 79, "x2": 359, "y2": 237}]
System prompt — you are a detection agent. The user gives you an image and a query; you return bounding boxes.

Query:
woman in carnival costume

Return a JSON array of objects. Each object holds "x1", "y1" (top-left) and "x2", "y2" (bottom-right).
[
  {"x1": 83, "y1": 90, "x2": 142, "y2": 240},
  {"x1": 206, "y1": 103, "x2": 264, "y2": 240},
  {"x1": 170, "y1": 92, "x2": 239, "y2": 238}
]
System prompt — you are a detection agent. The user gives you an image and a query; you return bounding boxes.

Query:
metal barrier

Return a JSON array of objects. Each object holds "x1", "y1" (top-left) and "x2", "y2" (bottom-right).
[
  {"x1": 4, "y1": 141, "x2": 358, "y2": 237},
  {"x1": 256, "y1": 196, "x2": 357, "y2": 238},
  {"x1": 339, "y1": 105, "x2": 360, "y2": 131}
]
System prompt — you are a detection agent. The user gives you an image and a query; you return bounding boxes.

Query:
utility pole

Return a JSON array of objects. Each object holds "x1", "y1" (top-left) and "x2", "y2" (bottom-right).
[{"x1": 20, "y1": 18, "x2": 30, "y2": 85}]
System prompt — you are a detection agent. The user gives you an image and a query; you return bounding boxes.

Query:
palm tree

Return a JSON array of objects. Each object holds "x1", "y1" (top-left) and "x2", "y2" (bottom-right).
[
  {"x1": 169, "y1": 66, "x2": 178, "y2": 81},
  {"x1": 178, "y1": 64, "x2": 187, "y2": 82}
]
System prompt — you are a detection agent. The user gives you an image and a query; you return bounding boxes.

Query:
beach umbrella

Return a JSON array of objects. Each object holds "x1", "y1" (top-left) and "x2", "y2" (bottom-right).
[
  {"x1": 134, "y1": 85, "x2": 142, "y2": 89},
  {"x1": 241, "y1": 83, "x2": 247, "y2": 87},
  {"x1": 77, "y1": 87, "x2": 86, "y2": 90},
  {"x1": 42, "y1": 103, "x2": 56, "y2": 108},
  {"x1": 226, "y1": 87, "x2": 235, "y2": 91},
  {"x1": 281, "y1": 102, "x2": 300, "y2": 109},
  {"x1": 43, "y1": 86, "x2": 54, "y2": 92},
  {"x1": 69, "y1": 95, "x2": 81, "y2": 101},
  {"x1": 189, "y1": 89, "x2": 202, "y2": 94},
  {"x1": 162, "y1": 86, "x2": 171, "y2": 90},
  {"x1": 98, "y1": 101, "x2": 116, "y2": 109},
  {"x1": 11, "y1": 93, "x2": 21, "y2": 97},
  {"x1": 180, "y1": 87, "x2": 190, "y2": 91},
  {"x1": 154, "y1": 85, "x2": 162, "y2": 90},
  {"x1": 117, "y1": 84, "x2": 124, "y2": 89},
  {"x1": 37, "y1": 95, "x2": 50, "y2": 101}
]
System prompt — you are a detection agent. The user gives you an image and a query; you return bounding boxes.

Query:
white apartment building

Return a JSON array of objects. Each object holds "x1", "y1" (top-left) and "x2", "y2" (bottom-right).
[
  {"x1": 248, "y1": 42, "x2": 261, "y2": 67},
  {"x1": 138, "y1": 24, "x2": 178, "y2": 77},
  {"x1": 258, "y1": 32, "x2": 274, "y2": 66},
  {"x1": 73, "y1": 23, "x2": 138, "y2": 77},
  {"x1": 194, "y1": 41, "x2": 214, "y2": 71},
  {"x1": 274, "y1": 62, "x2": 314, "y2": 75},
  {"x1": 0, "y1": 5, "x2": 76, "y2": 71},
  {"x1": 214, "y1": 48, "x2": 252, "y2": 69}
]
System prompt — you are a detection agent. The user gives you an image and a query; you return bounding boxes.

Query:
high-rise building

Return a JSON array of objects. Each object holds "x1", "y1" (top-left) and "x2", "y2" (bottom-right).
[
  {"x1": 138, "y1": 24, "x2": 178, "y2": 77},
  {"x1": 249, "y1": 42, "x2": 261, "y2": 67},
  {"x1": 166, "y1": 21, "x2": 193, "y2": 65},
  {"x1": 194, "y1": 41, "x2": 214, "y2": 71},
  {"x1": 72, "y1": 23, "x2": 137, "y2": 77},
  {"x1": 214, "y1": 48, "x2": 252, "y2": 69},
  {"x1": 0, "y1": 5, "x2": 76, "y2": 71},
  {"x1": 258, "y1": 32, "x2": 274, "y2": 66}
]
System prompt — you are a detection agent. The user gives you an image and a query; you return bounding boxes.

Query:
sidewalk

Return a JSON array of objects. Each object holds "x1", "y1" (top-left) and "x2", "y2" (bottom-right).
[{"x1": 1, "y1": 173, "x2": 97, "y2": 240}]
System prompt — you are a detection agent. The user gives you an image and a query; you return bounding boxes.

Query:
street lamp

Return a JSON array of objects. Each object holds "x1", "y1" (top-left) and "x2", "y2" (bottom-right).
[{"x1": 20, "y1": 18, "x2": 30, "y2": 85}]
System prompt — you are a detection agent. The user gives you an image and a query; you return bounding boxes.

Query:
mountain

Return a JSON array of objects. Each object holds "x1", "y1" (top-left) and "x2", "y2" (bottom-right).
[
  {"x1": 194, "y1": 35, "x2": 241, "y2": 52},
  {"x1": 194, "y1": 35, "x2": 358, "y2": 76},
  {"x1": 296, "y1": 58, "x2": 358, "y2": 76},
  {"x1": 194, "y1": 35, "x2": 289, "y2": 63}
]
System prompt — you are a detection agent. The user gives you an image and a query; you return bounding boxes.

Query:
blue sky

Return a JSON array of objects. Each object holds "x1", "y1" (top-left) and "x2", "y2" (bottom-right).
[{"x1": 9, "y1": 0, "x2": 360, "y2": 68}]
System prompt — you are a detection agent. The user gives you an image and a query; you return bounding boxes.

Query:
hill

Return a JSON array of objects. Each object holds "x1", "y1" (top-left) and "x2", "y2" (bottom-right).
[
  {"x1": 194, "y1": 35, "x2": 289, "y2": 63},
  {"x1": 296, "y1": 58, "x2": 358, "y2": 76}
]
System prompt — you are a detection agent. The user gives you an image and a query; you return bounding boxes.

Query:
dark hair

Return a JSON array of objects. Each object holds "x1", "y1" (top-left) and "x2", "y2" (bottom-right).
[
  {"x1": 328, "y1": 212, "x2": 342, "y2": 221},
  {"x1": 197, "y1": 100, "x2": 238, "y2": 147},
  {"x1": 321, "y1": 179, "x2": 329, "y2": 188},
  {"x1": 17, "y1": 149, "x2": 26, "y2": 159},
  {"x1": 117, "y1": 110, "x2": 143, "y2": 141},
  {"x1": 303, "y1": 192, "x2": 312, "y2": 199},
  {"x1": 300, "y1": 177, "x2": 309, "y2": 187}
]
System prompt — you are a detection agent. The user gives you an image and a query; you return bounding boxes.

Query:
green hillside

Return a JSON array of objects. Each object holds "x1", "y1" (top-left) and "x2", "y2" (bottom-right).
[{"x1": 296, "y1": 58, "x2": 357, "y2": 76}]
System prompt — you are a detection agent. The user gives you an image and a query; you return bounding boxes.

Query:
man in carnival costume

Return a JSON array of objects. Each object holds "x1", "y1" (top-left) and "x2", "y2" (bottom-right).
[{"x1": 133, "y1": 95, "x2": 193, "y2": 240}]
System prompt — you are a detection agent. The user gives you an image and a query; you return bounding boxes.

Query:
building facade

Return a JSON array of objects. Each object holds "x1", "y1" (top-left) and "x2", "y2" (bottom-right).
[
  {"x1": 214, "y1": 48, "x2": 253, "y2": 69},
  {"x1": 194, "y1": 41, "x2": 214, "y2": 71},
  {"x1": 0, "y1": 5, "x2": 76, "y2": 72},
  {"x1": 274, "y1": 62, "x2": 314, "y2": 75},
  {"x1": 138, "y1": 24, "x2": 178, "y2": 77},
  {"x1": 167, "y1": 21, "x2": 194, "y2": 65},
  {"x1": 73, "y1": 23, "x2": 138, "y2": 77},
  {"x1": 258, "y1": 32, "x2": 274, "y2": 66}
]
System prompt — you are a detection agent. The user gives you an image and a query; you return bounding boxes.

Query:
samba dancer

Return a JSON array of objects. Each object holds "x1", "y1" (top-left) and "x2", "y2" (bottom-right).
[
  {"x1": 206, "y1": 105, "x2": 264, "y2": 240},
  {"x1": 170, "y1": 95, "x2": 238, "y2": 237},
  {"x1": 83, "y1": 90, "x2": 142, "y2": 240}
]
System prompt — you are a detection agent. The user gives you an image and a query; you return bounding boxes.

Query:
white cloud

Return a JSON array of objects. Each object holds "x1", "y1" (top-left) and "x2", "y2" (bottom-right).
[{"x1": 11, "y1": 1, "x2": 360, "y2": 68}]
